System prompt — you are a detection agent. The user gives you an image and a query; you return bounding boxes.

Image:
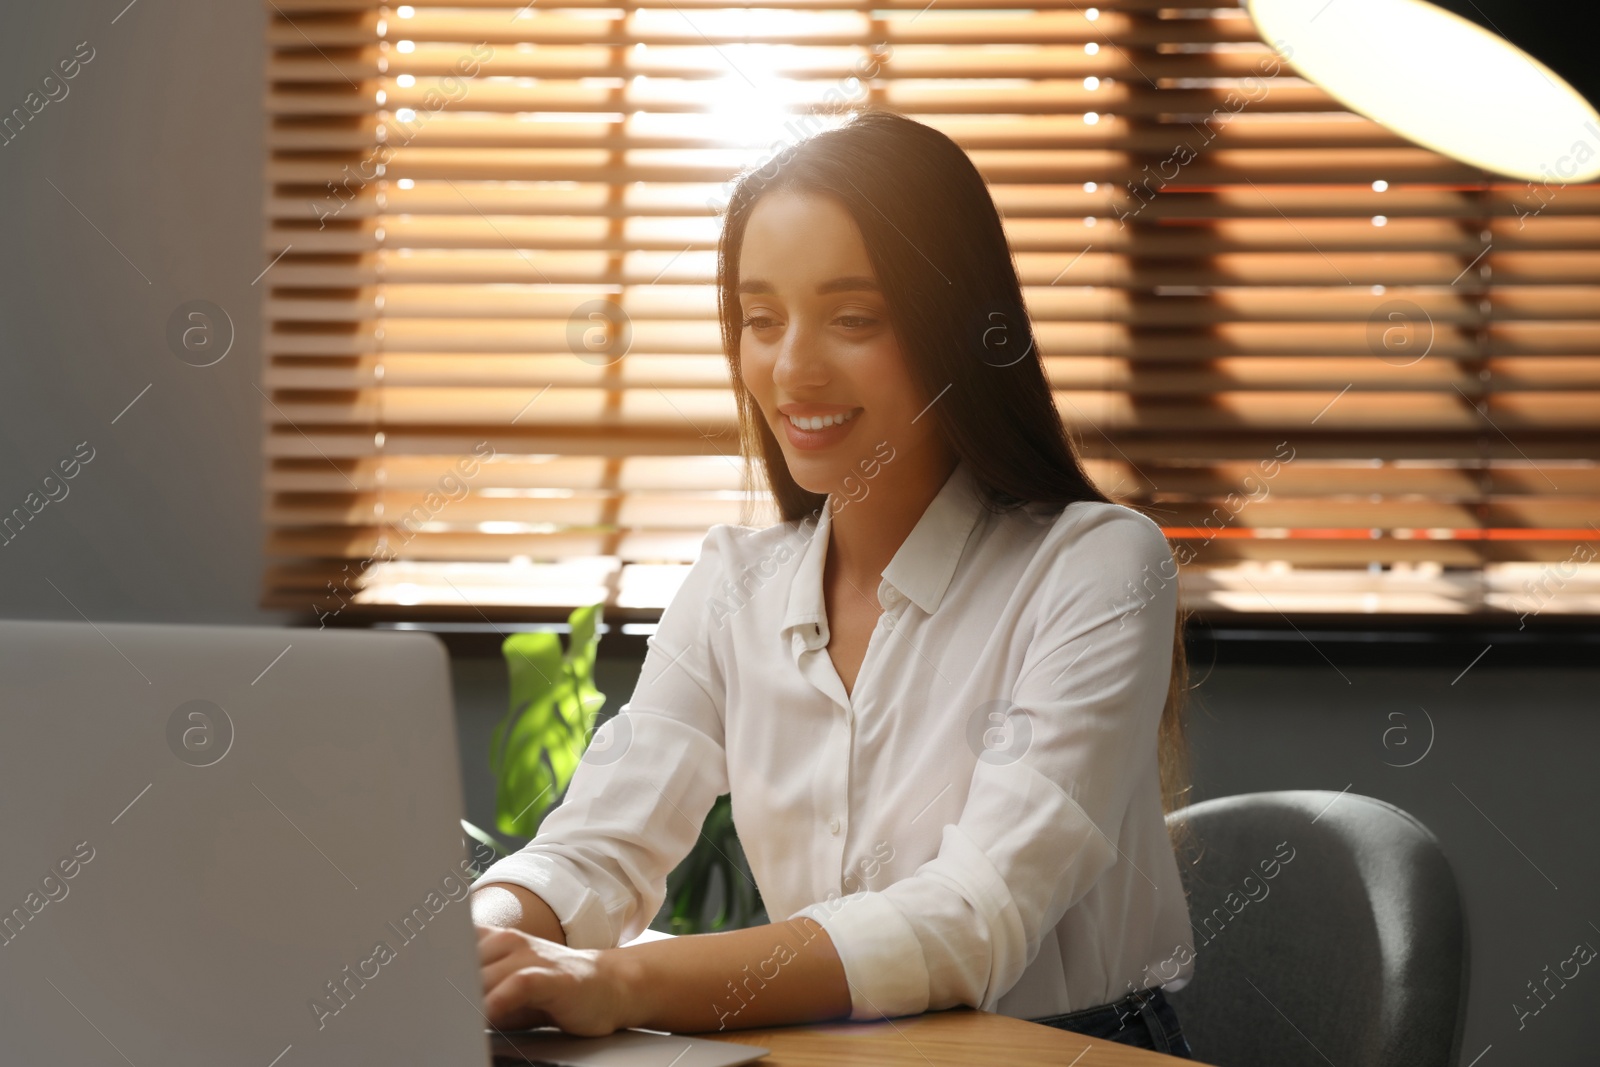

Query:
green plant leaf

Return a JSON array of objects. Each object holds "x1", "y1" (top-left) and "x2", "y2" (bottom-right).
[
  {"x1": 459, "y1": 818, "x2": 510, "y2": 880},
  {"x1": 490, "y1": 606, "x2": 606, "y2": 837},
  {"x1": 461, "y1": 817, "x2": 510, "y2": 859},
  {"x1": 660, "y1": 794, "x2": 765, "y2": 935}
]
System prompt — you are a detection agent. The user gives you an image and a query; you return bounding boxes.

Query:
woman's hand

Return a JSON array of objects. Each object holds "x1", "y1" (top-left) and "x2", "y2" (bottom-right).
[{"x1": 475, "y1": 923, "x2": 640, "y2": 1036}]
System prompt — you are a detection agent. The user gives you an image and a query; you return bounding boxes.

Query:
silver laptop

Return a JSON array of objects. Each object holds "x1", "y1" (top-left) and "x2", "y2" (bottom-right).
[{"x1": 0, "y1": 619, "x2": 765, "y2": 1067}]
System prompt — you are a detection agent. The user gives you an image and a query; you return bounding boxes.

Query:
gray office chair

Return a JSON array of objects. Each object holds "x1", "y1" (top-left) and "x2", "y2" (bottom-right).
[{"x1": 1162, "y1": 790, "x2": 1469, "y2": 1067}]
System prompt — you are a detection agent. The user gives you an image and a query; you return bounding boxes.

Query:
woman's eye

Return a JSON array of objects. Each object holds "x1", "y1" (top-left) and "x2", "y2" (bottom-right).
[{"x1": 740, "y1": 313, "x2": 877, "y2": 331}]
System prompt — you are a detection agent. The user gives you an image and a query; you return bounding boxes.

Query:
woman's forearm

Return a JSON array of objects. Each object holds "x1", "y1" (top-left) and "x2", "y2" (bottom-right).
[
  {"x1": 470, "y1": 882, "x2": 568, "y2": 945},
  {"x1": 471, "y1": 886, "x2": 856, "y2": 1033},
  {"x1": 610, "y1": 916, "x2": 853, "y2": 1033}
]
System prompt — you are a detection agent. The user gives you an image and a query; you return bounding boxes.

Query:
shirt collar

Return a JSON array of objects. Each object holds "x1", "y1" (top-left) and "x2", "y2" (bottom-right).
[{"x1": 781, "y1": 458, "x2": 988, "y2": 647}]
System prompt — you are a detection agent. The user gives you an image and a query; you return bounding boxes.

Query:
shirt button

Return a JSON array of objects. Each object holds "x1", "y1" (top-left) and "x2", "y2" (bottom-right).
[{"x1": 828, "y1": 816, "x2": 841, "y2": 835}]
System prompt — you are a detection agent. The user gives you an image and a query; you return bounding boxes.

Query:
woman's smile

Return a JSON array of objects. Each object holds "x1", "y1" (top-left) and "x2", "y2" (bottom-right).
[{"x1": 778, "y1": 404, "x2": 864, "y2": 450}]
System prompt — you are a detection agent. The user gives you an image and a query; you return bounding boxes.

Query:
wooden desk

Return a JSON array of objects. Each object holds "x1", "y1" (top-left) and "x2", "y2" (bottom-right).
[{"x1": 698, "y1": 1007, "x2": 1203, "y2": 1066}]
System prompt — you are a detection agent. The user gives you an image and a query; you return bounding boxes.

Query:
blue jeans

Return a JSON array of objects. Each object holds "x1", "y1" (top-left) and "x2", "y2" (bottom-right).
[{"x1": 1029, "y1": 985, "x2": 1193, "y2": 1059}]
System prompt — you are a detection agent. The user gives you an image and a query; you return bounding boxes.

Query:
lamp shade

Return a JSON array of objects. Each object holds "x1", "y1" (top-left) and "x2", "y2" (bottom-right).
[{"x1": 1245, "y1": 0, "x2": 1600, "y2": 183}]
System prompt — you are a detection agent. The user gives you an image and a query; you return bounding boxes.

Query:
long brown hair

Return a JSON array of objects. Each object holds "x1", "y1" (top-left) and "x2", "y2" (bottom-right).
[{"x1": 713, "y1": 107, "x2": 1194, "y2": 828}]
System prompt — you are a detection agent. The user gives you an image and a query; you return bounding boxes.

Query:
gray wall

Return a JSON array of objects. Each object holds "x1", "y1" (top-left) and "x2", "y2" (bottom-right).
[
  {"x1": 3, "y1": 4, "x2": 1597, "y2": 1064},
  {"x1": 1, "y1": 1, "x2": 276, "y2": 625}
]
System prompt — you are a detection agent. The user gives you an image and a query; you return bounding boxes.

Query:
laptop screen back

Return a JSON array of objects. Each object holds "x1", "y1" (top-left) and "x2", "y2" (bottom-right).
[{"x1": 0, "y1": 620, "x2": 491, "y2": 1067}]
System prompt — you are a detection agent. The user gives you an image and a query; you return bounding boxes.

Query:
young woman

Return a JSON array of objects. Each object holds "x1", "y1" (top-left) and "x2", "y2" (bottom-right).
[{"x1": 469, "y1": 107, "x2": 1196, "y2": 1058}]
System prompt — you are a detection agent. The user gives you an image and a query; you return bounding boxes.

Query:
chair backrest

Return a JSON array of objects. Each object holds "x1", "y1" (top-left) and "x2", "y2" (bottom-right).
[{"x1": 1162, "y1": 790, "x2": 1469, "y2": 1067}]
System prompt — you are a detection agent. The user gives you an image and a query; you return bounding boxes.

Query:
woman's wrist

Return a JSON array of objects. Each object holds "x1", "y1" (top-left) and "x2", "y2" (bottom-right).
[{"x1": 601, "y1": 946, "x2": 654, "y2": 1031}]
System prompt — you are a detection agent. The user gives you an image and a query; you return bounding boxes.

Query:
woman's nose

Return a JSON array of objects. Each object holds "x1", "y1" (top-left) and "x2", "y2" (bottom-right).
[{"x1": 771, "y1": 322, "x2": 830, "y2": 391}]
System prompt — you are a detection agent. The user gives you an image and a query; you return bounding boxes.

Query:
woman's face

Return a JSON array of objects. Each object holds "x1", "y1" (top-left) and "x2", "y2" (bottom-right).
[{"x1": 736, "y1": 189, "x2": 942, "y2": 497}]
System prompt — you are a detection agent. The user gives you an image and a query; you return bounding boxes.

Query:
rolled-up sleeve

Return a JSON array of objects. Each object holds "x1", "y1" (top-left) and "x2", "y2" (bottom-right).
[
  {"x1": 790, "y1": 506, "x2": 1179, "y2": 1019},
  {"x1": 469, "y1": 528, "x2": 733, "y2": 950}
]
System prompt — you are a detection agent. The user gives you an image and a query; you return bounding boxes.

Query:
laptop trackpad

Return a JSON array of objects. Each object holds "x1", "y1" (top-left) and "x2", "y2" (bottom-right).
[{"x1": 490, "y1": 1027, "x2": 767, "y2": 1067}]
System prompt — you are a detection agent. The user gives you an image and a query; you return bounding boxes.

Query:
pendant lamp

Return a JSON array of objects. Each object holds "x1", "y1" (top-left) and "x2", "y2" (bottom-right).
[{"x1": 1245, "y1": 0, "x2": 1600, "y2": 183}]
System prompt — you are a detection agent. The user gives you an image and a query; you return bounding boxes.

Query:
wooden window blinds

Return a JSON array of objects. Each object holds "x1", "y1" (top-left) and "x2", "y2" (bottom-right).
[{"x1": 263, "y1": 0, "x2": 1600, "y2": 625}]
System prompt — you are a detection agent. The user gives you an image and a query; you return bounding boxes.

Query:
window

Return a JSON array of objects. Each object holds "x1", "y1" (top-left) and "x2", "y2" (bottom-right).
[{"x1": 263, "y1": 1, "x2": 1600, "y2": 624}]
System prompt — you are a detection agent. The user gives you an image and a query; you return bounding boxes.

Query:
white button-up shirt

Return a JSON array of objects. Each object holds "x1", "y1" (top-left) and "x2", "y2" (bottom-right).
[{"x1": 470, "y1": 458, "x2": 1194, "y2": 1022}]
